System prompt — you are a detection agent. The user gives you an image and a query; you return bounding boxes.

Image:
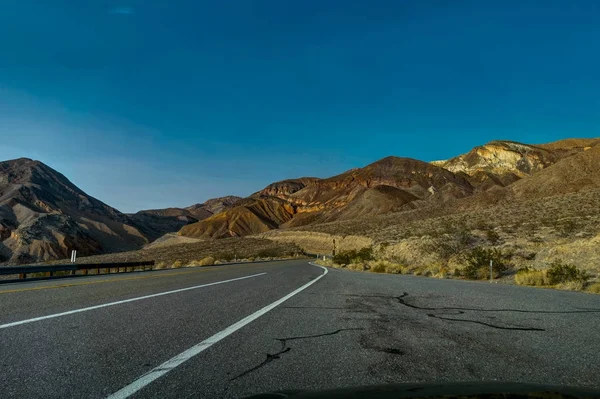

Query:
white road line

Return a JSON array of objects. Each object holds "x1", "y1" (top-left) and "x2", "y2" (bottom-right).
[
  {"x1": 107, "y1": 264, "x2": 328, "y2": 399},
  {"x1": 0, "y1": 273, "x2": 267, "y2": 330}
]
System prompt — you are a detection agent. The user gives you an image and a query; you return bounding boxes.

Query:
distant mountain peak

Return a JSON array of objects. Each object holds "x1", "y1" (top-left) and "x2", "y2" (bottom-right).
[{"x1": 0, "y1": 158, "x2": 147, "y2": 264}]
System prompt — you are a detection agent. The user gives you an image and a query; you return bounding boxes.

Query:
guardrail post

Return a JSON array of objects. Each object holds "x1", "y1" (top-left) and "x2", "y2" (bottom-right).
[{"x1": 19, "y1": 273, "x2": 25, "y2": 279}]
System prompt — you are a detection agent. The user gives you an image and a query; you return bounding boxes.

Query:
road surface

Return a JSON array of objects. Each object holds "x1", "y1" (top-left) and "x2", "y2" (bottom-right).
[{"x1": 1, "y1": 259, "x2": 599, "y2": 398}]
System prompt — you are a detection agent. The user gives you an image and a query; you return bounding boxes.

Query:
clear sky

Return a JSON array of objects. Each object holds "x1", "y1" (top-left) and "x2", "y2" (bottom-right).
[{"x1": 1, "y1": 1, "x2": 599, "y2": 212}]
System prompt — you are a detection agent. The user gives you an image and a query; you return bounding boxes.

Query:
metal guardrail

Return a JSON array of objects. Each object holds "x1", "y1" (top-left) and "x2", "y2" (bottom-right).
[{"x1": 0, "y1": 261, "x2": 155, "y2": 281}]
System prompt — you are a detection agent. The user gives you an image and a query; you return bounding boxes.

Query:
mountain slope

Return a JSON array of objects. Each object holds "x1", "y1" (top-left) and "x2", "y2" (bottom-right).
[
  {"x1": 179, "y1": 157, "x2": 474, "y2": 238},
  {"x1": 431, "y1": 141, "x2": 558, "y2": 179},
  {"x1": 186, "y1": 196, "x2": 242, "y2": 216},
  {"x1": 509, "y1": 142, "x2": 600, "y2": 199},
  {"x1": 0, "y1": 158, "x2": 148, "y2": 263},
  {"x1": 129, "y1": 196, "x2": 243, "y2": 241},
  {"x1": 178, "y1": 197, "x2": 295, "y2": 239}
]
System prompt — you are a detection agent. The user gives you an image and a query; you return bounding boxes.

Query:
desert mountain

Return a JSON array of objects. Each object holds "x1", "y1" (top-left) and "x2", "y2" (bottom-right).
[
  {"x1": 0, "y1": 158, "x2": 148, "y2": 264},
  {"x1": 508, "y1": 142, "x2": 600, "y2": 199},
  {"x1": 0, "y1": 159, "x2": 239, "y2": 264},
  {"x1": 430, "y1": 140, "x2": 599, "y2": 191},
  {"x1": 179, "y1": 157, "x2": 475, "y2": 239},
  {"x1": 129, "y1": 196, "x2": 242, "y2": 241},
  {"x1": 178, "y1": 138, "x2": 600, "y2": 240},
  {"x1": 179, "y1": 197, "x2": 295, "y2": 239},
  {"x1": 6, "y1": 137, "x2": 599, "y2": 263},
  {"x1": 185, "y1": 196, "x2": 242, "y2": 216},
  {"x1": 431, "y1": 141, "x2": 557, "y2": 177}
]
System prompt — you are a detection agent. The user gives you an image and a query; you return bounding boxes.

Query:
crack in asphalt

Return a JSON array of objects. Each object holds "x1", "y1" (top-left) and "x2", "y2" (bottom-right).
[
  {"x1": 425, "y1": 314, "x2": 546, "y2": 331},
  {"x1": 396, "y1": 292, "x2": 600, "y2": 314},
  {"x1": 230, "y1": 347, "x2": 292, "y2": 381},
  {"x1": 398, "y1": 293, "x2": 546, "y2": 331},
  {"x1": 230, "y1": 328, "x2": 363, "y2": 381}
]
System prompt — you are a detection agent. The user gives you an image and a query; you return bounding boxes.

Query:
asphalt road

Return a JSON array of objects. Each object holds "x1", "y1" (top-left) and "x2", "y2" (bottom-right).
[{"x1": 1, "y1": 259, "x2": 599, "y2": 398}]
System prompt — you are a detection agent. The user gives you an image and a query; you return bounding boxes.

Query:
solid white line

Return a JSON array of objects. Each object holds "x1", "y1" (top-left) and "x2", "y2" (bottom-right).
[
  {"x1": 0, "y1": 273, "x2": 267, "y2": 330},
  {"x1": 107, "y1": 264, "x2": 328, "y2": 399}
]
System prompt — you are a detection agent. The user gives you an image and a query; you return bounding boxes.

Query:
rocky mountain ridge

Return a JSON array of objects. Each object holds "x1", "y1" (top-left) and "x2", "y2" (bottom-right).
[
  {"x1": 179, "y1": 138, "x2": 600, "y2": 240},
  {"x1": 0, "y1": 159, "x2": 239, "y2": 264},
  {"x1": 4, "y1": 137, "x2": 599, "y2": 263}
]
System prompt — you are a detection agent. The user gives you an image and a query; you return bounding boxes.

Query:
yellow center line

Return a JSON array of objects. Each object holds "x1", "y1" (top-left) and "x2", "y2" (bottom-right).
[{"x1": 0, "y1": 265, "x2": 261, "y2": 295}]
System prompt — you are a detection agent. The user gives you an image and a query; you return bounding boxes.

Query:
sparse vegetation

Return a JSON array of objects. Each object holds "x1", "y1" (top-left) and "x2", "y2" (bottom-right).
[
  {"x1": 370, "y1": 260, "x2": 387, "y2": 273},
  {"x1": 37, "y1": 237, "x2": 301, "y2": 268},
  {"x1": 255, "y1": 248, "x2": 282, "y2": 258},
  {"x1": 546, "y1": 261, "x2": 588, "y2": 285},
  {"x1": 486, "y1": 229, "x2": 501, "y2": 245},
  {"x1": 585, "y1": 282, "x2": 600, "y2": 294},
  {"x1": 460, "y1": 247, "x2": 511, "y2": 280},
  {"x1": 332, "y1": 247, "x2": 374, "y2": 265},
  {"x1": 515, "y1": 262, "x2": 589, "y2": 291},
  {"x1": 189, "y1": 256, "x2": 215, "y2": 267},
  {"x1": 515, "y1": 269, "x2": 548, "y2": 286}
]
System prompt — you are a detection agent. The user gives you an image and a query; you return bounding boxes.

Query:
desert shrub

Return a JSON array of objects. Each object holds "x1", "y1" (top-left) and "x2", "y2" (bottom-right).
[
  {"x1": 486, "y1": 229, "x2": 501, "y2": 245},
  {"x1": 585, "y1": 282, "x2": 600, "y2": 294},
  {"x1": 428, "y1": 225, "x2": 475, "y2": 262},
  {"x1": 546, "y1": 261, "x2": 588, "y2": 285},
  {"x1": 198, "y1": 256, "x2": 215, "y2": 266},
  {"x1": 217, "y1": 252, "x2": 235, "y2": 262},
  {"x1": 332, "y1": 247, "x2": 373, "y2": 265},
  {"x1": 385, "y1": 263, "x2": 402, "y2": 274},
  {"x1": 515, "y1": 269, "x2": 549, "y2": 286},
  {"x1": 426, "y1": 238, "x2": 460, "y2": 261},
  {"x1": 434, "y1": 266, "x2": 449, "y2": 279},
  {"x1": 474, "y1": 220, "x2": 490, "y2": 231},
  {"x1": 370, "y1": 261, "x2": 387, "y2": 273},
  {"x1": 462, "y1": 247, "x2": 510, "y2": 280},
  {"x1": 171, "y1": 260, "x2": 184, "y2": 268},
  {"x1": 554, "y1": 219, "x2": 579, "y2": 238},
  {"x1": 256, "y1": 248, "x2": 280, "y2": 258},
  {"x1": 154, "y1": 261, "x2": 167, "y2": 270},
  {"x1": 347, "y1": 263, "x2": 367, "y2": 271},
  {"x1": 555, "y1": 280, "x2": 585, "y2": 291}
]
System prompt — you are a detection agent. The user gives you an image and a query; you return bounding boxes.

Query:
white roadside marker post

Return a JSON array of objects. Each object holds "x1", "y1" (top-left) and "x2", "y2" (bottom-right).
[{"x1": 490, "y1": 259, "x2": 493, "y2": 282}]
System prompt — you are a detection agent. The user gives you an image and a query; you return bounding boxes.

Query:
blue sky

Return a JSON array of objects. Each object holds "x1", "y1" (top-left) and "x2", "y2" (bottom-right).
[{"x1": 1, "y1": 1, "x2": 599, "y2": 212}]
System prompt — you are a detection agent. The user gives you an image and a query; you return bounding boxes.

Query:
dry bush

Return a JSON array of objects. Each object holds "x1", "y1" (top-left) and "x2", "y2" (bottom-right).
[
  {"x1": 369, "y1": 260, "x2": 390, "y2": 273},
  {"x1": 333, "y1": 247, "x2": 373, "y2": 265},
  {"x1": 385, "y1": 263, "x2": 402, "y2": 274},
  {"x1": 460, "y1": 247, "x2": 511, "y2": 280},
  {"x1": 585, "y1": 282, "x2": 600, "y2": 294},
  {"x1": 347, "y1": 263, "x2": 367, "y2": 271},
  {"x1": 171, "y1": 260, "x2": 184, "y2": 268},
  {"x1": 198, "y1": 256, "x2": 215, "y2": 266},
  {"x1": 434, "y1": 266, "x2": 449, "y2": 279},
  {"x1": 546, "y1": 261, "x2": 588, "y2": 285},
  {"x1": 154, "y1": 261, "x2": 167, "y2": 270},
  {"x1": 515, "y1": 270, "x2": 549, "y2": 286},
  {"x1": 555, "y1": 280, "x2": 585, "y2": 291}
]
